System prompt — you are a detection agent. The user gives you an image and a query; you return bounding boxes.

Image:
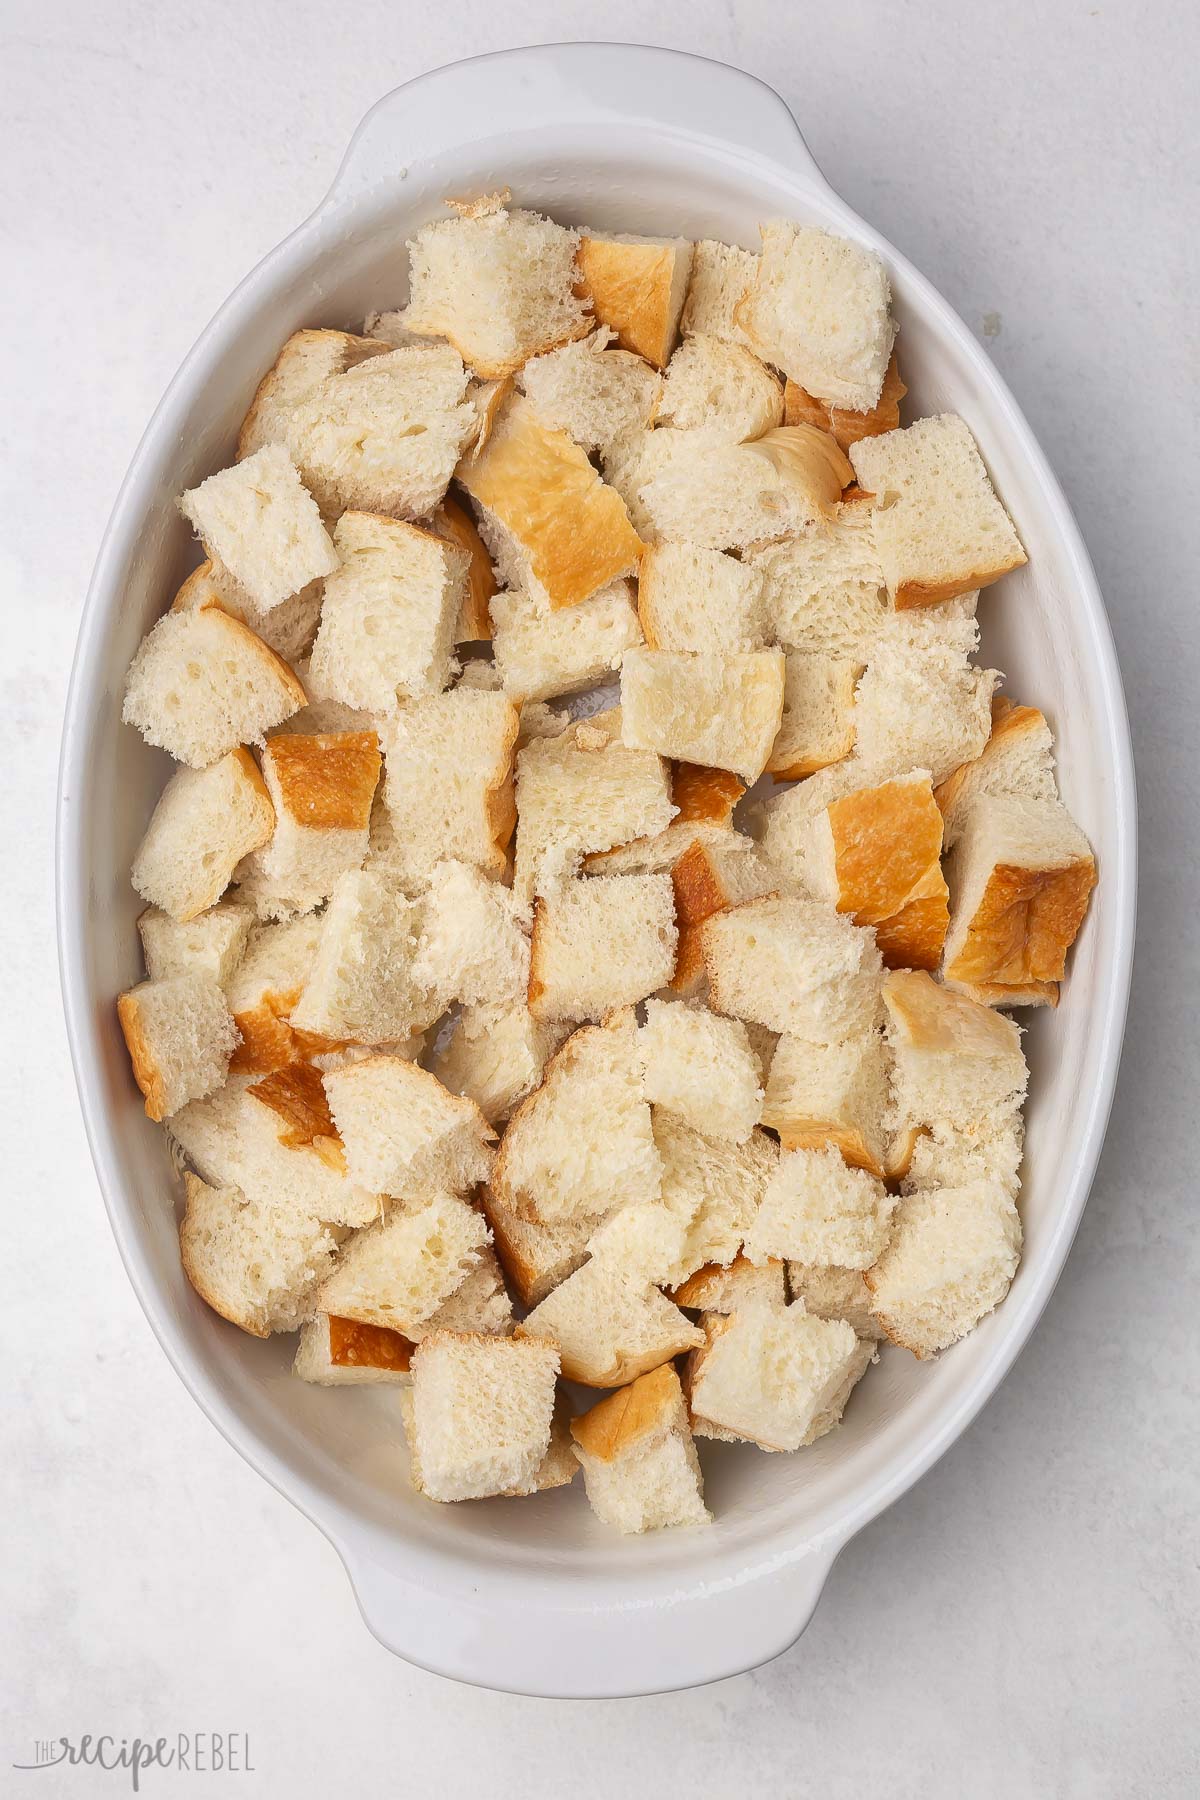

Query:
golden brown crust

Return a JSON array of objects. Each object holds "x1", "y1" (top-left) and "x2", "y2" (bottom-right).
[
  {"x1": 883, "y1": 970, "x2": 1024, "y2": 1061},
  {"x1": 669, "y1": 839, "x2": 734, "y2": 930},
  {"x1": 825, "y1": 776, "x2": 949, "y2": 971},
  {"x1": 525, "y1": 898, "x2": 549, "y2": 1016},
  {"x1": 783, "y1": 351, "x2": 906, "y2": 448},
  {"x1": 954, "y1": 977, "x2": 1059, "y2": 1009},
  {"x1": 435, "y1": 492, "x2": 496, "y2": 640},
  {"x1": 229, "y1": 994, "x2": 302, "y2": 1075},
  {"x1": 933, "y1": 696, "x2": 1049, "y2": 819},
  {"x1": 116, "y1": 990, "x2": 168, "y2": 1121},
  {"x1": 247, "y1": 1062, "x2": 343, "y2": 1169},
  {"x1": 327, "y1": 1313, "x2": 413, "y2": 1371},
  {"x1": 741, "y1": 424, "x2": 854, "y2": 518},
  {"x1": 170, "y1": 560, "x2": 223, "y2": 613},
  {"x1": 569, "y1": 1363, "x2": 681, "y2": 1462},
  {"x1": 671, "y1": 763, "x2": 745, "y2": 825},
  {"x1": 774, "y1": 1119, "x2": 886, "y2": 1178},
  {"x1": 894, "y1": 556, "x2": 1027, "y2": 610},
  {"x1": 945, "y1": 856, "x2": 1096, "y2": 986},
  {"x1": 263, "y1": 731, "x2": 381, "y2": 832},
  {"x1": 483, "y1": 701, "x2": 520, "y2": 864},
  {"x1": 236, "y1": 328, "x2": 389, "y2": 462},
  {"x1": 671, "y1": 1254, "x2": 784, "y2": 1310},
  {"x1": 574, "y1": 237, "x2": 687, "y2": 369},
  {"x1": 669, "y1": 924, "x2": 709, "y2": 996},
  {"x1": 478, "y1": 1191, "x2": 544, "y2": 1309},
  {"x1": 885, "y1": 1124, "x2": 923, "y2": 1182}
]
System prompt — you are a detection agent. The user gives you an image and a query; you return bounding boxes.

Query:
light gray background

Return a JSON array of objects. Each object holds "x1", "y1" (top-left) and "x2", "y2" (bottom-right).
[{"x1": 3, "y1": 1, "x2": 1197, "y2": 1794}]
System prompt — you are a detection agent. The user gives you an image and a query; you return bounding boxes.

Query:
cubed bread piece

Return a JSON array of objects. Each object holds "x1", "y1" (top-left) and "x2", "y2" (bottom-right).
[
  {"x1": 491, "y1": 579, "x2": 643, "y2": 703},
  {"x1": 679, "y1": 240, "x2": 759, "y2": 347},
  {"x1": 401, "y1": 1328, "x2": 561, "y2": 1500},
  {"x1": 767, "y1": 653, "x2": 860, "y2": 781},
  {"x1": 803, "y1": 768, "x2": 950, "y2": 970},
  {"x1": 401, "y1": 1383, "x2": 577, "y2": 1498},
  {"x1": 671, "y1": 832, "x2": 778, "y2": 997},
  {"x1": 883, "y1": 970, "x2": 1028, "y2": 1142},
  {"x1": 936, "y1": 697, "x2": 1057, "y2": 851},
  {"x1": 756, "y1": 760, "x2": 880, "y2": 895},
  {"x1": 237, "y1": 327, "x2": 390, "y2": 460},
  {"x1": 323, "y1": 1057, "x2": 494, "y2": 1197},
  {"x1": 687, "y1": 1300, "x2": 868, "y2": 1450},
  {"x1": 402, "y1": 203, "x2": 590, "y2": 377},
  {"x1": 620, "y1": 648, "x2": 785, "y2": 784},
  {"x1": 457, "y1": 401, "x2": 644, "y2": 610},
  {"x1": 432, "y1": 1003, "x2": 567, "y2": 1128},
  {"x1": 603, "y1": 424, "x2": 851, "y2": 550},
  {"x1": 288, "y1": 870, "x2": 435, "y2": 1044},
  {"x1": 493, "y1": 1012, "x2": 660, "y2": 1224},
  {"x1": 171, "y1": 557, "x2": 324, "y2": 666},
  {"x1": 433, "y1": 493, "x2": 497, "y2": 642},
  {"x1": 375, "y1": 691, "x2": 518, "y2": 885},
  {"x1": 639, "y1": 998, "x2": 762, "y2": 1143},
  {"x1": 316, "y1": 1192, "x2": 488, "y2": 1334},
  {"x1": 512, "y1": 715, "x2": 674, "y2": 905},
  {"x1": 425, "y1": 1246, "x2": 514, "y2": 1338},
  {"x1": 671, "y1": 1253, "x2": 787, "y2": 1312},
  {"x1": 942, "y1": 793, "x2": 1096, "y2": 1001},
  {"x1": 528, "y1": 873, "x2": 677, "y2": 1025},
  {"x1": 762, "y1": 1029, "x2": 889, "y2": 1174},
  {"x1": 654, "y1": 1112, "x2": 779, "y2": 1275},
  {"x1": 783, "y1": 349, "x2": 906, "y2": 449},
  {"x1": 636, "y1": 541, "x2": 767, "y2": 654},
  {"x1": 481, "y1": 1188, "x2": 593, "y2": 1309},
  {"x1": 307, "y1": 513, "x2": 468, "y2": 712},
  {"x1": 743, "y1": 1145, "x2": 897, "y2": 1270},
  {"x1": 584, "y1": 1198, "x2": 695, "y2": 1288},
  {"x1": 412, "y1": 859, "x2": 528, "y2": 1010},
  {"x1": 702, "y1": 896, "x2": 883, "y2": 1042},
  {"x1": 583, "y1": 759, "x2": 745, "y2": 877},
  {"x1": 245, "y1": 1062, "x2": 342, "y2": 1167},
  {"x1": 131, "y1": 749, "x2": 275, "y2": 922},
  {"x1": 180, "y1": 1173, "x2": 339, "y2": 1337},
  {"x1": 788, "y1": 1263, "x2": 883, "y2": 1339},
  {"x1": 123, "y1": 604, "x2": 306, "y2": 768},
  {"x1": 655, "y1": 333, "x2": 784, "y2": 442},
  {"x1": 517, "y1": 327, "x2": 662, "y2": 455},
  {"x1": 853, "y1": 639, "x2": 997, "y2": 787},
  {"x1": 570, "y1": 1365, "x2": 710, "y2": 1533},
  {"x1": 849, "y1": 414, "x2": 1027, "y2": 607},
  {"x1": 902, "y1": 1118, "x2": 1025, "y2": 1201},
  {"x1": 138, "y1": 901, "x2": 253, "y2": 988},
  {"x1": 865, "y1": 1181, "x2": 1023, "y2": 1357},
  {"x1": 179, "y1": 445, "x2": 338, "y2": 613},
  {"x1": 735, "y1": 222, "x2": 895, "y2": 412},
  {"x1": 293, "y1": 1312, "x2": 415, "y2": 1385},
  {"x1": 117, "y1": 974, "x2": 239, "y2": 1121},
  {"x1": 746, "y1": 501, "x2": 887, "y2": 657},
  {"x1": 517, "y1": 1259, "x2": 702, "y2": 1387},
  {"x1": 225, "y1": 915, "x2": 324, "y2": 1073},
  {"x1": 575, "y1": 233, "x2": 693, "y2": 369},
  {"x1": 242, "y1": 731, "x2": 380, "y2": 918}
]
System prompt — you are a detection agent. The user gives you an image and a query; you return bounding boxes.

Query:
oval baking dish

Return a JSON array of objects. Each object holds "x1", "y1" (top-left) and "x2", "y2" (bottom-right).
[{"x1": 57, "y1": 42, "x2": 1136, "y2": 1697}]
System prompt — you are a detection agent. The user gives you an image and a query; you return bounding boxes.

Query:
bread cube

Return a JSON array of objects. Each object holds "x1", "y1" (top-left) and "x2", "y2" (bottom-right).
[
  {"x1": 655, "y1": 333, "x2": 784, "y2": 442},
  {"x1": 236, "y1": 327, "x2": 390, "y2": 460},
  {"x1": 424, "y1": 1247, "x2": 514, "y2": 1338},
  {"x1": 323, "y1": 1056, "x2": 494, "y2": 1197},
  {"x1": 412, "y1": 860, "x2": 529, "y2": 1010},
  {"x1": 936, "y1": 697, "x2": 1057, "y2": 851},
  {"x1": 671, "y1": 1253, "x2": 787, "y2": 1313},
  {"x1": 171, "y1": 557, "x2": 324, "y2": 666},
  {"x1": 654, "y1": 1112, "x2": 779, "y2": 1274},
  {"x1": 528, "y1": 873, "x2": 677, "y2": 1025},
  {"x1": 883, "y1": 970, "x2": 1028, "y2": 1141},
  {"x1": 746, "y1": 501, "x2": 887, "y2": 657},
  {"x1": 902, "y1": 1119, "x2": 1025, "y2": 1201},
  {"x1": 317, "y1": 1192, "x2": 488, "y2": 1335},
  {"x1": 179, "y1": 444, "x2": 338, "y2": 613},
  {"x1": 701, "y1": 896, "x2": 883, "y2": 1042},
  {"x1": 804, "y1": 768, "x2": 950, "y2": 970},
  {"x1": 179, "y1": 1173, "x2": 340, "y2": 1338},
  {"x1": 225, "y1": 915, "x2": 324, "y2": 1073},
  {"x1": 762, "y1": 1029, "x2": 889, "y2": 1174},
  {"x1": 767, "y1": 653, "x2": 860, "y2": 781},
  {"x1": 288, "y1": 870, "x2": 434, "y2": 1045},
  {"x1": 517, "y1": 327, "x2": 661, "y2": 455},
  {"x1": 636, "y1": 541, "x2": 767, "y2": 654},
  {"x1": 517, "y1": 1258, "x2": 702, "y2": 1387},
  {"x1": 736, "y1": 221, "x2": 895, "y2": 413},
  {"x1": 783, "y1": 348, "x2": 906, "y2": 450},
  {"x1": 853, "y1": 638, "x2": 996, "y2": 786},
  {"x1": 620, "y1": 648, "x2": 785, "y2": 783},
  {"x1": 865, "y1": 1181, "x2": 1023, "y2": 1357},
  {"x1": 571, "y1": 1365, "x2": 710, "y2": 1533},
  {"x1": 400, "y1": 1328, "x2": 561, "y2": 1501},
  {"x1": 481, "y1": 1188, "x2": 594, "y2": 1309},
  {"x1": 582, "y1": 757, "x2": 746, "y2": 878},
  {"x1": 432, "y1": 1003, "x2": 568, "y2": 1128},
  {"x1": 575, "y1": 232, "x2": 693, "y2": 369},
  {"x1": 743, "y1": 1145, "x2": 897, "y2": 1270},
  {"x1": 137, "y1": 900, "x2": 253, "y2": 988},
  {"x1": 131, "y1": 748, "x2": 275, "y2": 922},
  {"x1": 639, "y1": 998, "x2": 762, "y2": 1144},
  {"x1": 787, "y1": 1262, "x2": 883, "y2": 1339},
  {"x1": 687, "y1": 1300, "x2": 870, "y2": 1450},
  {"x1": 117, "y1": 974, "x2": 239, "y2": 1121},
  {"x1": 849, "y1": 413, "x2": 1026, "y2": 608},
  {"x1": 375, "y1": 690, "x2": 518, "y2": 885},
  {"x1": 670, "y1": 832, "x2": 777, "y2": 997},
  {"x1": 491, "y1": 578, "x2": 643, "y2": 703},
  {"x1": 679, "y1": 239, "x2": 759, "y2": 347},
  {"x1": 293, "y1": 1312, "x2": 415, "y2": 1385},
  {"x1": 243, "y1": 730, "x2": 380, "y2": 918}
]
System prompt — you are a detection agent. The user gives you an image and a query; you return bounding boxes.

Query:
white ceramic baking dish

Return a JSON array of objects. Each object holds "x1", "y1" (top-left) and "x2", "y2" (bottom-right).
[{"x1": 57, "y1": 43, "x2": 1136, "y2": 1698}]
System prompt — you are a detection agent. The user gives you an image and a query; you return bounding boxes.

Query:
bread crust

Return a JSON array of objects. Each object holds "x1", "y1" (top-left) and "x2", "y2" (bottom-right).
[
  {"x1": 741, "y1": 425, "x2": 854, "y2": 519},
  {"x1": 435, "y1": 492, "x2": 496, "y2": 640},
  {"x1": 575, "y1": 237, "x2": 690, "y2": 369},
  {"x1": 264, "y1": 731, "x2": 381, "y2": 831},
  {"x1": 825, "y1": 775, "x2": 950, "y2": 972},
  {"x1": 772, "y1": 1119, "x2": 885, "y2": 1178},
  {"x1": 569, "y1": 1364, "x2": 681, "y2": 1462},
  {"x1": 933, "y1": 696, "x2": 1049, "y2": 820},
  {"x1": 116, "y1": 990, "x2": 168, "y2": 1121},
  {"x1": 883, "y1": 968, "x2": 1023, "y2": 1059},
  {"x1": 783, "y1": 350, "x2": 906, "y2": 449},
  {"x1": 178, "y1": 1174, "x2": 269, "y2": 1338},
  {"x1": 236, "y1": 328, "x2": 389, "y2": 462},
  {"x1": 671, "y1": 762, "x2": 745, "y2": 825},
  {"x1": 894, "y1": 562, "x2": 1025, "y2": 611},
  {"x1": 945, "y1": 855, "x2": 1096, "y2": 986},
  {"x1": 327, "y1": 1313, "x2": 413, "y2": 1372},
  {"x1": 247, "y1": 1063, "x2": 344, "y2": 1170}
]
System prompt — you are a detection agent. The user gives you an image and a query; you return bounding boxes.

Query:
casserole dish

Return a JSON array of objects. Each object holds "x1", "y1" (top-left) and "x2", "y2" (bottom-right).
[{"x1": 57, "y1": 41, "x2": 1136, "y2": 1697}]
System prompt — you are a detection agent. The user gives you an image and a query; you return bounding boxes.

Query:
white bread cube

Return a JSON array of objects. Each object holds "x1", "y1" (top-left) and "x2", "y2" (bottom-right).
[
  {"x1": 179, "y1": 445, "x2": 338, "y2": 612},
  {"x1": 412, "y1": 859, "x2": 529, "y2": 1010},
  {"x1": 620, "y1": 648, "x2": 785, "y2": 783},
  {"x1": 883, "y1": 970, "x2": 1028, "y2": 1140},
  {"x1": 457, "y1": 401, "x2": 644, "y2": 611},
  {"x1": 762, "y1": 1029, "x2": 889, "y2": 1175},
  {"x1": 280, "y1": 344, "x2": 478, "y2": 520},
  {"x1": 756, "y1": 760, "x2": 879, "y2": 898},
  {"x1": 575, "y1": 233, "x2": 693, "y2": 369},
  {"x1": 747, "y1": 501, "x2": 887, "y2": 657},
  {"x1": 402, "y1": 203, "x2": 591, "y2": 377},
  {"x1": 425, "y1": 1246, "x2": 514, "y2": 1338},
  {"x1": 491, "y1": 579, "x2": 643, "y2": 703},
  {"x1": 401, "y1": 1384, "x2": 577, "y2": 1499},
  {"x1": 224, "y1": 915, "x2": 323, "y2": 1073},
  {"x1": 517, "y1": 327, "x2": 662, "y2": 455},
  {"x1": 850, "y1": 414, "x2": 1026, "y2": 607},
  {"x1": 902, "y1": 1119, "x2": 1025, "y2": 1202},
  {"x1": 570, "y1": 1365, "x2": 710, "y2": 1533},
  {"x1": 171, "y1": 558, "x2": 324, "y2": 666},
  {"x1": 138, "y1": 901, "x2": 253, "y2": 988},
  {"x1": 317, "y1": 1192, "x2": 488, "y2": 1334},
  {"x1": 679, "y1": 239, "x2": 759, "y2": 347},
  {"x1": 517, "y1": 1258, "x2": 702, "y2": 1387},
  {"x1": 403, "y1": 1330, "x2": 560, "y2": 1501},
  {"x1": 636, "y1": 541, "x2": 766, "y2": 654},
  {"x1": 293, "y1": 1312, "x2": 415, "y2": 1385},
  {"x1": 654, "y1": 1112, "x2": 779, "y2": 1275},
  {"x1": 528, "y1": 873, "x2": 677, "y2": 1025},
  {"x1": 803, "y1": 768, "x2": 950, "y2": 971},
  {"x1": 639, "y1": 999, "x2": 762, "y2": 1144},
  {"x1": 743, "y1": 1145, "x2": 897, "y2": 1271},
  {"x1": 787, "y1": 1263, "x2": 883, "y2": 1339},
  {"x1": 288, "y1": 870, "x2": 434, "y2": 1044},
  {"x1": 307, "y1": 513, "x2": 469, "y2": 712},
  {"x1": 865, "y1": 1181, "x2": 1023, "y2": 1357},
  {"x1": 117, "y1": 974, "x2": 239, "y2": 1121},
  {"x1": 236, "y1": 327, "x2": 390, "y2": 460},
  {"x1": 323, "y1": 1056, "x2": 494, "y2": 1197},
  {"x1": 853, "y1": 638, "x2": 997, "y2": 786},
  {"x1": 432, "y1": 1002, "x2": 568, "y2": 1127},
  {"x1": 481, "y1": 1188, "x2": 593, "y2": 1309},
  {"x1": 655, "y1": 333, "x2": 783, "y2": 442},
  {"x1": 493, "y1": 1012, "x2": 660, "y2": 1224},
  {"x1": 701, "y1": 896, "x2": 883, "y2": 1042},
  {"x1": 936, "y1": 697, "x2": 1057, "y2": 850},
  {"x1": 672, "y1": 1253, "x2": 787, "y2": 1313},
  {"x1": 687, "y1": 1301, "x2": 868, "y2": 1450},
  {"x1": 584, "y1": 1199, "x2": 694, "y2": 1289},
  {"x1": 671, "y1": 831, "x2": 778, "y2": 998},
  {"x1": 131, "y1": 748, "x2": 275, "y2": 923},
  {"x1": 179, "y1": 1173, "x2": 340, "y2": 1338},
  {"x1": 942, "y1": 793, "x2": 1096, "y2": 1002},
  {"x1": 767, "y1": 653, "x2": 860, "y2": 781},
  {"x1": 783, "y1": 349, "x2": 906, "y2": 450},
  {"x1": 375, "y1": 691, "x2": 519, "y2": 885},
  {"x1": 579, "y1": 756, "x2": 743, "y2": 876},
  {"x1": 736, "y1": 222, "x2": 895, "y2": 413},
  {"x1": 433, "y1": 493, "x2": 496, "y2": 643},
  {"x1": 243, "y1": 730, "x2": 381, "y2": 918},
  {"x1": 123, "y1": 604, "x2": 306, "y2": 768}
]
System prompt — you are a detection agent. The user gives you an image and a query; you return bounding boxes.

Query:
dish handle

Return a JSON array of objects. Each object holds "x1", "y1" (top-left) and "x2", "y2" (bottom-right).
[{"x1": 328, "y1": 43, "x2": 831, "y2": 205}]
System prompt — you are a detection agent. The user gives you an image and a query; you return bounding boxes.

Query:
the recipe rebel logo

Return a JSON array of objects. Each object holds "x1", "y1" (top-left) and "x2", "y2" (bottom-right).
[{"x1": 12, "y1": 1734, "x2": 254, "y2": 1789}]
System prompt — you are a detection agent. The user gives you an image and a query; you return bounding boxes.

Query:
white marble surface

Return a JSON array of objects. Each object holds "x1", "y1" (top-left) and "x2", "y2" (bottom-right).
[{"x1": 3, "y1": 1, "x2": 1198, "y2": 1792}]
